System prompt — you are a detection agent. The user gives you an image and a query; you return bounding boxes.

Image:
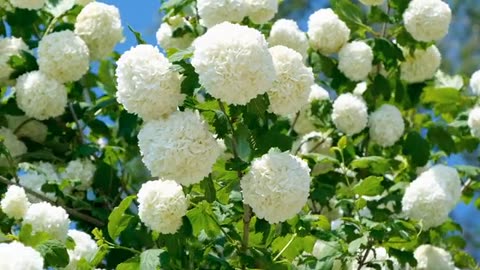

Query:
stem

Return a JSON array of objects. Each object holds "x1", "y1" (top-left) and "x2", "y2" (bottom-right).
[
  {"x1": 357, "y1": 246, "x2": 372, "y2": 270},
  {"x1": 105, "y1": 240, "x2": 141, "y2": 254},
  {"x1": 13, "y1": 118, "x2": 35, "y2": 135},
  {"x1": 43, "y1": 16, "x2": 58, "y2": 38},
  {"x1": 461, "y1": 178, "x2": 473, "y2": 193},
  {"x1": 273, "y1": 233, "x2": 297, "y2": 261},
  {"x1": 288, "y1": 112, "x2": 300, "y2": 136},
  {"x1": 68, "y1": 102, "x2": 86, "y2": 143}
]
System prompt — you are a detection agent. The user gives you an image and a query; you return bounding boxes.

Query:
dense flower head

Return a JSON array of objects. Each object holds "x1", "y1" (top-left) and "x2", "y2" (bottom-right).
[
  {"x1": 62, "y1": 158, "x2": 96, "y2": 190},
  {"x1": 0, "y1": 241, "x2": 44, "y2": 270},
  {"x1": 468, "y1": 107, "x2": 480, "y2": 138},
  {"x1": 0, "y1": 185, "x2": 30, "y2": 219},
  {"x1": 191, "y1": 22, "x2": 276, "y2": 105},
  {"x1": 23, "y1": 202, "x2": 70, "y2": 241},
  {"x1": 197, "y1": 0, "x2": 247, "y2": 28},
  {"x1": 65, "y1": 230, "x2": 99, "y2": 270},
  {"x1": 9, "y1": 0, "x2": 44, "y2": 9},
  {"x1": 332, "y1": 93, "x2": 368, "y2": 136},
  {"x1": 137, "y1": 110, "x2": 221, "y2": 186},
  {"x1": 6, "y1": 115, "x2": 48, "y2": 143},
  {"x1": 137, "y1": 179, "x2": 188, "y2": 234},
  {"x1": 338, "y1": 41, "x2": 374, "y2": 82},
  {"x1": 469, "y1": 70, "x2": 480, "y2": 96},
  {"x1": 18, "y1": 162, "x2": 60, "y2": 201},
  {"x1": 292, "y1": 85, "x2": 330, "y2": 135},
  {"x1": 268, "y1": 19, "x2": 308, "y2": 60},
  {"x1": 267, "y1": 46, "x2": 314, "y2": 116},
  {"x1": 38, "y1": 30, "x2": 90, "y2": 83},
  {"x1": 369, "y1": 104, "x2": 405, "y2": 147},
  {"x1": 115, "y1": 44, "x2": 184, "y2": 120},
  {"x1": 402, "y1": 165, "x2": 461, "y2": 229},
  {"x1": 359, "y1": 0, "x2": 384, "y2": 6},
  {"x1": 245, "y1": 0, "x2": 278, "y2": 24},
  {"x1": 0, "y1": 127, "x2": 27, "y2": 161},
  {"x1": 15, "y1": 71, "x2": 67, "y2": 120},
  {"x1": 414, "y1": 245, "x2": 455, "y2": 270},
  {"x1": 308, "y1": 8, "x2": 350, "y2": 55},
  {"x1": 156, "y1": 22, "x2": 194, "y2": 50},
  {"x1": 0, "y1": 37, "x2": 29, "y2": 83},
  {"x1": 403, "y1": 0, "x2": 451, "y2": 42},
  {"x1": 241, "y1": 149, "x2": 311, "y2": 223},
  {"x1": 74, "y1": 2, "x2": 124, "y2": 60},
  {"x1": 400, "y1": 45, "x2": 441, "y2": 83}
]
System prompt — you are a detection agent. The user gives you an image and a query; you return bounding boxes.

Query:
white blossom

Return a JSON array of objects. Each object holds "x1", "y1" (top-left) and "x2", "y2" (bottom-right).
[
  {"x1": 6, "y1": 115, "x2": 48, "y2": 143},
  {"x1": 403, "y1": 0, "x2": 451, "y2": 42},
  {"x1": 400, "y1": 45, "x2": 441, "y2": 83},
  {"x1": 197, "y1": 0, "x2": 247, "y2": 28},
  {"x1": 268, "y1": 19, "x2": 308, "y2": 60},
  {"x1": 468, "y1": 107, "x2": 480, "y2": 138},
  {"x1": 338, "y1": 41, "x2": 374, "y2": 82},
  {"x1": 1, "y1": 185, "x2": 30, "y2": 219},
  {"x1": 137, "y1": 110, "x2": 221, "y2": 186},
  {"x1": 0, "y1": 241, "x2": 43, "y2": 270},
  {"x1": 469, "y1": 70, "x2": 480, "y2": 96},
  {"x1": 414, "y1": 245, "x2": 455, "y2": 270},
  {"x1": 62, "y1": 159, "x2": 96, "y2": 190},
  {"x1": 332, "y1": 93, "x2": 368, "y2": 136},
  {"x1": 9, "y1": 0, "x2": 44, "y2": 9},
  {"x1": 137, "y1": 179, "x2": 188, "y2": 234},
  {"x1": 65, "y1": 230, "x2": 99, "y2": 270},
  {"x1": 0, "y1": 37, "x2": 29, "y2": 83},
  {"x1": 434, "y1": 70, "x2": 463, "y2": 90},
  {"x1": 359, "y1": 0, "x2": 384, "y2": 6},
  {"x1": 292, "y1": 85, "x2": 330, "y2": 135},
  {"x1": 308, "y1": 8, "x2": 350, "y2": 55},
  {"x1": 156, "y1": 22, "x2": 194, "y2": 50},
  {"x1": 241, "y1": 149, "x2": 311, "y2": 223},
  {"x1": 116, "y1": 44, "x2": 184, "y2": 120},
  {"x1": 245, "y1": 0, "x2": 278, "y2": 24},
  {"x1": 18, "y1": 162, "x2": 60, "y2": 201},
  {"x1": 369, "y1": 104, "x2": 405, "y2": 147},
  {"x1": 0, "y1": 127, "x2": 27, "y2": 162},
  {"x1": 23, "y1": 202, "x2": 70, "y2": 241}
]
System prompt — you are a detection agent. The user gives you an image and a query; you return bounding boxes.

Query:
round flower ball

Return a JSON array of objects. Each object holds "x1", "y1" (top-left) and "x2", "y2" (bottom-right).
[
  {"x1": 115, "y1": 44, "x2": 184, "y2": 121},
  {"x1": 74, "y1": 2, "x2": 124, "y2": 60},
  {"x1": 0, "y1": 127, "x2": 27, "y2": 160},
  {"x1": 308, "y1": 8, "x2": 350, "y2": 55},
  {"x1": 137, "y1": 179, "x2": 188, "y2": 234},
  {"x1": 359, "y1": 0, "x2": 384, "y2": 6},
  {"x1": 156, "y1": 22, "x2": 194, "y2": 50},
  {"x1": 267, "y1": 46, "x2": 314, "y2": 116},
  {"x1": 6, "y1": 115, "x2": 48, "y2": 143},
  {"x1": 268, "y1": 19, "x2": 309, "y2": 60},
  {"x1": 1, "y1": 185, "x2": 30, "y2": 219},
  {"x1": 0, "y1": 37, "x2": 29, "y2": 84},
  {"x1": 403, "y1": 0, "x2": 451, "y2": 42},
  {"x1": 23, "y1": 202, "x2": 70, "y2": 241},
  {"x1": 245, "y1": 0, "x2": 278, "y2": 24},
  {"x1": 293, "y1": 84, "x2": 330, "y2": 135},
  {"x1": 332, "y1": 93, "x2": 368, "y2": 136},
  {"x1": 192, "y1": 22, "x2": 275, "y2": 105},
  {"x1": 65, "y1": 230, "x2": 99, "y2": 270},
  {"x1": 197, "y1": 0, "x2": 247, "y2": 28},
  {"x1": 241, "y1": 149, "x2": 311, "y2": 223},
  {"x1": 137, "y1": 110, "x2": 222, "y2": 186},
  {"x1": 338, "y1": 41, "x2": 374, "y2": 82},
  {"x1": 469, "y1": 70, "x2": 480, "y2": 96},
  {"x1": 62, "y1": 158, "x2": 96, "y2": 190},
  {"x1": 369, "y1": 104, "x2": 405, "y2": 147},
  {"x1": 38, "y1": 30, "x2": 90, "y2": 83},
  {"x1": 421, "y1": 164, "x2": 462, "y2": 209},
  {"x1": 15, "y1": 71, "x2": 67, "y2": 120},
  {"x1": 414, "y1": 245, "x2": 455, "y2": 270},
  {"x1": 9, "y1": 0, "x2": 44, "y2": 9},
  {"x1": 0, "y1": 241, "x2": 44, "y2": 270},
  {"x1": 468, "y1": 107, "x2": 480, "y2": 138},
  {"x1": 400, "y1": 45, "x2": 441, "y2": 83}
]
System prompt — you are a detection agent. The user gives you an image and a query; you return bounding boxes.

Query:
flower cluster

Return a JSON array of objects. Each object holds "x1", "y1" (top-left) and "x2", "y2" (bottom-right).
[
  {"x1": 414, "y1": 245, "x2": 455, "y2": 270},
  {"x1": 308, "y1": 8, "x2": 350, "y2": 54},
  {"x1": 332, "y1": 93, "x2": 368, "y2": 136},
  {"x1": 0, "y1": 241, "x2": 44, "y2": 269},
  {"x1": 23, "y1": 202, "x2": 70, "y2": 241},
  {"x1": 368, "y1": 104, "x2": 405, "y2": 147},
  {"x1": 268, "y1": 19, "x2": 309, "y2": 60}
]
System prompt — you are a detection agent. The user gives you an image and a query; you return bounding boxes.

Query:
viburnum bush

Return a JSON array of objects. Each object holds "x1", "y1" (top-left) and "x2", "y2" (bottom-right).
[{"x1": 1, "y1": 0, "x2": 480, "y2": 269}]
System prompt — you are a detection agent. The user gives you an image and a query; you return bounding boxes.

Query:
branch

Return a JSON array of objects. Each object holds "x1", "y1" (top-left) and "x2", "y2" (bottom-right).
[{"x1": 68, "y1": 102, "x2": 86, "y2": 143}]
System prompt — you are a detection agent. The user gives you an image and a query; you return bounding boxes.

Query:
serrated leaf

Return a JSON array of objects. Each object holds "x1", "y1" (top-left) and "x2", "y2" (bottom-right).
[
  {"x1": 353, "y1": 176, "x2": 384, "y2": 196},
  {"x1": 108, "y1": 195, "x2": 135, "y2": 239},
  {"x1": 186, "y1": 201, "x2": 221, "y2": 238},
  {"x1": 36, "y1": 240, "x2": 69, "y2": 267}
]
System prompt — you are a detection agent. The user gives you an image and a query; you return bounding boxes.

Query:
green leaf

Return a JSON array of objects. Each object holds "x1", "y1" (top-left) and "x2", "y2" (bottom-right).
[
  {"x1": 235, "y1": 123, "x2": 252, "y2": 162},
  {"x1": 331, "y1": 0, "x2": 369, "y2": 36},
  {"x1": 348, "y1": 235, "x2": 368, "y2": 254},
  {"x1": 167, "y1": 47, "x2": 193, "y2": 62},
  {"x1": 108, "y1": 195, "x2": 135, "y2": 239},
  {"x1": 201, "y1": 176, "x2": 216, "y2": 203},
  {"x1": 44, "y1": 0, "x2": 74, "y2": 17},
  {"x1": 116, "y1": 256, "x2": 141, "y2": 270},
  {"x1": 8, "y1": 51, "x2": 38, "y2": 79},
  {"x1": 127, "y1": 25, "x2": 146, "y2": 45},
  {"x1": 271, "y1": 234, "x2": 316, "y2": 261},
  {"x1": 353, "y1": 176, "x2": 384, "y2": 196},
  {"x1": 186, "y1": 201, "x2": 221, "y2": 238},
  {"x1": 427, "y1": 126, "x2": 456, "y2": 154},
  {"x1": 421, "y1": 87, "x2": 462, "y2": 113},
  {"x1": 140, "y1": 249, "x2": 163, "y2": 270},
  {"x1": 19, "y1": 224, "x2": 50, "y2": 247},
  {"x1": 350, "y1": 156, "x2": 390, "y2": 175},
  {"x1": 402, "y1": 131, "x2": 430, "y2": 167},
  {"x1": 36, "y1": 240, "x2": 69, "y2": 268}
]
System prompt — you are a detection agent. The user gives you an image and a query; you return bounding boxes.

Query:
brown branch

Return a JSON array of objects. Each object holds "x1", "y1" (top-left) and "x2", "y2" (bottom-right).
[{"x1": 68, "y1": 102, "x2": 86, "y2": 143}]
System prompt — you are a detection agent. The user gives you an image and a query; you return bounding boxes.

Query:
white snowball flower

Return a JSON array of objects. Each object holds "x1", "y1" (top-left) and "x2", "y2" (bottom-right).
[
  {"x1": 338, "y1": 41, "x2": 374, "y2": 82},
  {"x1": 0, "y1": 127, "x2": 27, "y2": 161},
  {"x1": 469, "y1": 70, "x2": 480, "y2": 96},
  {"x1": 156, "y1": 22, "x2": 194, "y2": 50},
  {"x1": 23, "y1": 202, "x2": 70, "y2": 241},
  {"x1": 268, "y1": 19, "x2": 309, "y2": 60},
  {"x1": 359, "y1": 0, "x2": 384, "y2": 6},
  {"x1": 137, "y1": 179, "x2": 188, "y2": 234},
  {"x1": 65, "y1": 230, "x2": 99, "y2": 270},
  {"x1": 351, "y1": 247, "x2": 400, "y2": 270},
  {"x1": 241, "y1": 149, "x2": 311, "y2": 223},
  {"x1": 245, "y1": 0, "x2": 278, "y2": 24},
  {"x1": 267, "y1": 46, "x2": 314, "y2": 116},
  {"x1": 18, "y1": 162, "x2": 60, "y2": 201},
  {"x1": 116, "y1": 44, "x2": 184, "y2": 120},
  {"x1": 468, "y1": 107, "x2": 480, "y2": 138},
  {"x1": 332, "y1": 93, "x2": 368, "y2": 136},
  {"x1": 400, "y1": 45, "x2": 441, "y2": 83},
  {"x1": 308, "y1": 84, "x2": 330, "y2": 101},
  {"x1": 0, "y1": 37, "x2": 29, "y2": 83},
  {"x1": 369, "y1": 104, "x2": 405, "y2": 147},
  {"x1": 308, "y1": 8, "x2": 350, "y2": 55},
  {"x1": 1, "y1": 185, "x2": 30, "y2": 219},
  {"x1": 414, "y1": 245, "x2": 455, "y2": 270},
  {"x1": 38, "y1": 30, "x2": 90, "y2": 83},
  {"x1": 6, "y1": 115, "x2": 48, "y2": 143},
  {"x1": 138, "y1": 110, "x2": 221, "y2": 186},
  {"x1": 402, "y1": 165, "x2": 461, "y2": 229},
  {"x1": 9, "y1": 0, "x2": 44, "y2": 9},
  {"x1": 75, "y1": 0, "x2": 94, "y2": 6},
  {"x1": 293, "y1": 85, "x2": 330, "y2": 135},
  {"x1": 197, "y1": 0, "x2": 247, "y2": 28},
  {"x1": 74, "y1": 2, "x2": 124, "y2": 60},
  {"x1": 192, "y1": 22, "x2": 276, "y2": 105},
  {"x1": 0, "y1": 241, "x2": 44, "y2": 270},
  {"x1": 62, "y1": 159, "x2": 96, "y2": 190},
  {"x1": 15, "y1": 71, "x2": 67, "y2": 120},
  {"x1": 403, "y1": 0, "x2": 451, "y2": 42}
]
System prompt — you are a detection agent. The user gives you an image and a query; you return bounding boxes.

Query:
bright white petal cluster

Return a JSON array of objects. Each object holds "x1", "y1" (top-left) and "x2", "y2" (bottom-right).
[
  {"x1": 156, "y1": 22, "x2": 194, "y2": 50},
  {"x1": 38, "y1": 30, "x2": 90, "y2": 83},
  {"x1": 245, "y1": 0, "x2": 278, "y2": 24},
  {"x1": 65, "y1": 230, "x2": 99, "y2": 270},
  {"x1": 293, "y1": 85, "x2": 330, "y2": 135},
  {"x1": 138, "y1": 110, "x2": 221, "y2": 186},
  {"x1": 9, "y1": 0, "x2": 44, "y2": 9},
  {"x1": 400, "y1": 45, "x2": 441, "y2": 83},
  {"x1": 62, "y1": 159, "x2": 96, "y2": 190},
  {"x1": 0, "y1": 127, "x2": 27, "y2": 159},
  {"x1": 197, "y1": 0, "x2": 247, "y2": 28},
  {"x1": 74, "y1": 2, "x2": 123, "y2": 60},
  {"x1": 359, "y1": 0, "x2": 384, "y2": 6},
  {"x1": 351, "y1": 247, "x2": 400, "y2": 270},
  {"x1": 23, "y1": 202, "x2": 70, "y2": 241},
  {"x1": 267, "y1": 46, "x2": 314, "y2": 116},
  {"x1": 414, "y1": 245, "x2": 455, "y2": 270},
  {"x1": 137, "y1": 179, "x2": 188, "y2": 234},
  {"x1": 308, "y1": 9, "x2": 350, "y2": 55},
  {"x1": 116, "y1": 44, "x2": 184, "y2": 120},
  {"x1": 0, "y1": 37, "x2": 29, "y2": 83},
  {"x1": 353, "y1": 81, "x2": 368, "y2": 96},
  {"x1": 241, "y1": 149, "x2": 311, "y2": 223},
  {"x1": 468, "y1": 107, "x2": 480, "y2": 138},
  {"x1": 15, "y1": 71, "x2": 67, "y2": 120},
  {"x1": 1, "y1": 185, "x2": 30, "y2": 219},
  {"x1": 268, "y1": 19, "x2": 308, "y2": 60},
  {"x1": 369, "y1": 104, "x2": 405, "y2": 147},
  {"x1": 18, "y1": 162, "x2": 60, "y2": 201},
  {"x1": 469, "y1": 70, "x2": 480, "y2": 96},
  {"x1": 403, "y1": 0, "x2": 451, "y2": 42},
  {"x1": 192, "y1": 22, "x2": 276, "y2": 105},
  {"x1": 0, "y1": 241, "x2": 43, "y2": 270},
  {"x1": 338, "y1": 41, "x2": 373, "y2": 82},
  {"x1": 6, "y1": 115, "x2": 48, "y2": 143},
  {"x1": 332, "y1": 93, "x2": 368, "y2": 136},
  {"x1": 402, "y1": 165, "x2": 461, "y2": 229}
]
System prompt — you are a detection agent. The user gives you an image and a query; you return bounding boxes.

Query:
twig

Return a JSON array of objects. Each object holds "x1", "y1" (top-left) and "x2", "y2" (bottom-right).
[
  {"x1": 68, "y1": 102, "x2": 86, "y2": 143},
  {"x1": 288, "y1": 112, "x2": 300, "y2": 136},
  {"x1": 357, "y1": 246, "x2": 372, "y2": 270},
  {"x1": 13, "y1": 118, "x2": 35, "y2": 135},
  {"x1": 461, "y1": 178, "x2": 473, "y2": 193}
]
